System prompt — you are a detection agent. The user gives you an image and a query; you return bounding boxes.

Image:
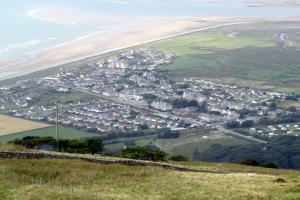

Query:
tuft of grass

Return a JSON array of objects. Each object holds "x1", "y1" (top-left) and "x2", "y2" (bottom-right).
[{"x1": 274, "y1": 178, "x2": 286, "y2": 183}]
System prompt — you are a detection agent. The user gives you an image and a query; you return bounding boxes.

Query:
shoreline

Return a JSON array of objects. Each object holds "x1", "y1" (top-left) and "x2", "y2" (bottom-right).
[
  {"x1": 0, "y1": 17, "x2": 245, "y2": 81},
  {"x1": 1, "y1": 16, "x2": 298, "y2": 82}
]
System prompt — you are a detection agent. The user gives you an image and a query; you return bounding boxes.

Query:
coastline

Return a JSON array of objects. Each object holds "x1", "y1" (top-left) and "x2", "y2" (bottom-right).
[{"x1": 0, "y1": 17, "x2": 246, "y2": 81}]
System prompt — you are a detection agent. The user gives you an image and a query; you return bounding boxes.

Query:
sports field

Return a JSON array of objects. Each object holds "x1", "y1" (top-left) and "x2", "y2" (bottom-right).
[{"x1": 0, "y1": 114, "x2": 49, "y2": 137}]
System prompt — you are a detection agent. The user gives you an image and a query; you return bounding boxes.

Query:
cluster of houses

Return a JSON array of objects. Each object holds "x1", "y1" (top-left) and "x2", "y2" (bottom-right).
[
  {"x1": 0, "y1": 48, "x2": 297, "y2": 134},
  {"x1": 249, "y1": 124, "x2": 300, "y2": 138}
]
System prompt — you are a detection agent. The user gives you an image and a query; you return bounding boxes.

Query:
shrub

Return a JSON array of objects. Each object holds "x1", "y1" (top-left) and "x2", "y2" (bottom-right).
[
  {"x1": 121, "y1": 146, "x2": 168, "y2": 161},
  {"x1": 240, "y1": 158, "x2": 261, "y2": 166},
  {"x1": 169, "y1": 155, "x2": 188, "y2": 161},
  {"x1": 274, "y1": 178, "x2": 286, "y2": 183},
  {"x1": 261, "y1": 162, "x2": 278, "y2": 169},
  {"x1": 13, "y1": 136, "x2": 103, "y2": 154}
]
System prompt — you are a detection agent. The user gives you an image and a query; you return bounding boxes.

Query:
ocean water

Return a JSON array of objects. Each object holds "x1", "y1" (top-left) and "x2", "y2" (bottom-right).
[{"x1": 0, "y1": 0, "x2": 299, "y2": 62}]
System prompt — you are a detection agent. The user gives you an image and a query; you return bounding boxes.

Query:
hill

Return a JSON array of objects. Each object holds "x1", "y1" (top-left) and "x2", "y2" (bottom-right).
[{"x1": 0, "y1": 148, "x2": 299, "y2": 200}]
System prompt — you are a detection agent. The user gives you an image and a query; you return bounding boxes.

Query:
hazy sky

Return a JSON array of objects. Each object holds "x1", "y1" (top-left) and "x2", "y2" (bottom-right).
[{"x1": 193, "y1": 0, "x2": 300, "y2": 6}]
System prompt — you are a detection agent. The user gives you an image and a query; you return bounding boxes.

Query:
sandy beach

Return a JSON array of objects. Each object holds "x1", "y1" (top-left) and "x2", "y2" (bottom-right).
[{"x1": 0, "y1": 17, "x2": 241, "y2": 81}]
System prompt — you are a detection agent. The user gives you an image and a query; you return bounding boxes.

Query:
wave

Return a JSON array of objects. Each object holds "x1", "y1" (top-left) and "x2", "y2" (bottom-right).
[
  {"x1": 0, "y1": 38, "x2": 57, "y2": 55},
  {"x1": 38, "y1": 29, "x2": 114, "y2": 53},
  {"x1": 0, "y1": 40, "x2": 41, "y2": 55}
]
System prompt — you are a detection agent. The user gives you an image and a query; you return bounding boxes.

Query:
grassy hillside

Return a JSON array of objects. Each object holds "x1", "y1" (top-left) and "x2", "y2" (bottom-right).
[
  {"x1": 0, "y1": 126, "x2": 99, "y2": 143},
  {"x1": 154, "y1": 131, "x2": 252, "y2": 160},
  {"x1": 104, "y1": 129, "x2": 252, "y2": 159},
  {"x1": 150, "y1": 21, "x2": 300, "y2": 94},
  {"x1": 0, "y1": 158, "x2": 299, "y2": 200}
]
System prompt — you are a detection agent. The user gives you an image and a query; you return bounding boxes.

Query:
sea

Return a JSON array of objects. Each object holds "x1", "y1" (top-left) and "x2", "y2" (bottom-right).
[{"x1": 0, "y1": 0, "x2": 299, "y2": 63}]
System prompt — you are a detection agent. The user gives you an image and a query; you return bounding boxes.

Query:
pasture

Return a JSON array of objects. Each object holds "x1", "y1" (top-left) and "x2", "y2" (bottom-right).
[{"x1": 150, "y1": 21, "x2": 300, "y2": 94}]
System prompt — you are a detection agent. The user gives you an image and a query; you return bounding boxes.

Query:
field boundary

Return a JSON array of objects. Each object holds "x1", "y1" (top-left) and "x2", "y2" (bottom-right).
[{"x1": 0, "y1": 151, "x2": 225, "y2": 174}]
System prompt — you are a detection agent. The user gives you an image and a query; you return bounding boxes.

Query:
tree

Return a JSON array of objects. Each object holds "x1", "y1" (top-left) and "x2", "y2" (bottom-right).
[
  {"x1": 121, "y1": 146, "x2": 168, "y2": 161},
  {"x1": 240, "y1": 158, "x2": 261, "y2": 166},
  {"x1": 169, "y1": 155, "x2": 188, "y2": 161},
  {"x1": 268, "y1": 102, "x2": 277, "y2": 111},
  {"x1": 87, "y1": 138, "x2": 104, "y2": 154},
  {"x1": 241, "y1": 120, "x2": 254, "y2": 128},
  {"x1": 287, "y1": 107, "x2": 297, "y2": 113},
  {"x1": 13, "y1": 136, "x2": 104, "y2": 154},
  {"x1": 261, "y1": 162, "x2": 278, "y2": 169},
  {"x1": 226, "y1": 121, "x2": 241, "y2": 129},
  {"x1": 142, "y1": 94, "x2": 157, "y2": 102}
]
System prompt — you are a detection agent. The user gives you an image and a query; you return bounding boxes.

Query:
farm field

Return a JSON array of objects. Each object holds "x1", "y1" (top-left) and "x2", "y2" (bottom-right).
[
  {"x1": 0, "y1": 126, "x2": 99, "y2": 143},
  {"x1": 0, "y1": 114, "x2": 49, "y2": 137},
  {"x1": 0, "y1": 158, "x2": 299, "y2": 200},
  {"x1": 150, "y1": 21, "x2": 300, "y2": 94}
]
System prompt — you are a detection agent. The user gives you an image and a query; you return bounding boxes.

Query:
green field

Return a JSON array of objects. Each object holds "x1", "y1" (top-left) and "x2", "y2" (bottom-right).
[
  {"x1": 155, "y1": 131, "x2": 252, "y2": 160},
  {"x1": 152, "y1": 32, "x2": 276, "y2": 55},
  {"x1": 0, "y1": 126, "x2": 99, "y2": 143},
  {"x1": 35, "y1": 90, "x2": 98, "y2": 105},
  {"x1": 151, "y1": 21, "x2": 300, "y2": 94},
  {"x1": 104, "y1": 130, "x2": 252, "y2": 159},
  {"x1": 0, "y1": 158, "x2": 299, "y2": 200}
]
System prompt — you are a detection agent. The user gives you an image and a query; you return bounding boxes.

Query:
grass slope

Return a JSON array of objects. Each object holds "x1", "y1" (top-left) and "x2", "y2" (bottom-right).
[
  {"x1": 0, "y1": 126, "x2": 99, "y2": 143},
  {"x1": 104, "y1": 130, "x2": 252, "y2": 159},
  {"x1": 0, "y1": 158, "x2": 299, "y2": 200},
  {"x1": 155, "y1": 131, "x2": 252, "y2": 160}
]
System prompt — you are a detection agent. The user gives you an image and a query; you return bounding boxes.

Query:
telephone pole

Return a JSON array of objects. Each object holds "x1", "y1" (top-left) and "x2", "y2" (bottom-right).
[{"x1": 56, "y1": 104, "x2": 59, "y2": 151}]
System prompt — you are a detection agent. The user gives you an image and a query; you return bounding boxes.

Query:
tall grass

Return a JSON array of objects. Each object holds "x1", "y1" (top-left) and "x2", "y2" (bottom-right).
[{"x1": 0, "y1": 159, "x2": 299, "y2": 200}]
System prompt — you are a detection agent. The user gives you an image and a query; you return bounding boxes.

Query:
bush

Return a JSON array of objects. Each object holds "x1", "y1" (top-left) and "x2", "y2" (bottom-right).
[
  {"x1": 240, "y1": 158, "x2": 261, "y2": 166},
  {"x1": 13, "y1": 136, "x2": 103, "y2": 154},
  {"x1": 241, "y1": 120, "x2": 254, "y2": 128},
  {"x1": 121, "y1": 146, "x2": 168, "y2": 161},
  {"x1": 226, "y1": 121, "x2": 241, "y2": 129},
  {"x1": 261, "y1": 162, "x2": 278, "y2": 169},
  {"x1": 169, "y1": 155, "x2": 188, "y2": 161},
  {"x1": 274, "y1": 178, "x2": 286, "y2": 183}
]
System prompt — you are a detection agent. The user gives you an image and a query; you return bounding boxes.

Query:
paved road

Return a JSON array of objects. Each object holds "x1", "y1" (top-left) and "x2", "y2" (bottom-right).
[
  {"x1": 75, "y1": 88, "x2": 203, "y2": 125},
  {"x1": 77, "y1": 88, "x2": 268, "y2": 143}
]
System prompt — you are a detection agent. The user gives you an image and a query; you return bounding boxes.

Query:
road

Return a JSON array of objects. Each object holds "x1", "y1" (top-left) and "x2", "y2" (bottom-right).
[
  {"x1": 75, "y1": 88, "x2": 203, "y2": 125},
  {"x1": 76, "y1": 88, "x2": 268, "y2": 143},
  {"x1": 218, "y1": 127, "x2": 267, "y2": 144}
]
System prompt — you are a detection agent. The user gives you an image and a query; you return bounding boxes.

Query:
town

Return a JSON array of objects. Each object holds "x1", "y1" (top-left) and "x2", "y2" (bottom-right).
[{"x1": 0, "y1": 48, "x2": 299, "y2": 138}]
